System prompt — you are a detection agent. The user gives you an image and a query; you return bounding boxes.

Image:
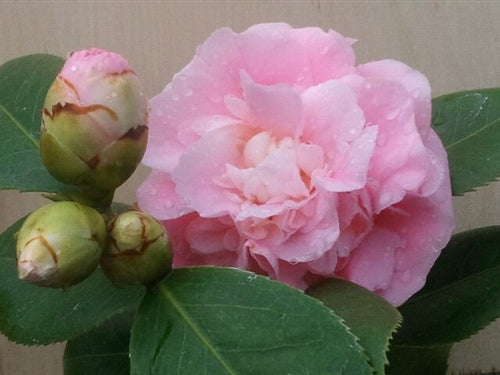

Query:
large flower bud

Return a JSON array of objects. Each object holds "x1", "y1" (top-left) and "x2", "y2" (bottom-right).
[
  {"x1": 40, "y1": 48, "x2": 148, "y2": 192},
  {"x1": 101, "y1": 211, "x2": 172, "y2": 286},
  {"x1": 16, "y1": 202, "x2": 106, "y2": 288}
]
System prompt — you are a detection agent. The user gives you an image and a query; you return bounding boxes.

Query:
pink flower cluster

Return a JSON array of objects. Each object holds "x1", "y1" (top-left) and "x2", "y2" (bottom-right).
[{"x1": 138, "y1": 23, "x2": 454, "y2": 305}]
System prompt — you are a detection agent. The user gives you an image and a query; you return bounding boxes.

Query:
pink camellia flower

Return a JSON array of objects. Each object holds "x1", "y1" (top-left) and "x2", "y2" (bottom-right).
[{"x1": 137, "y1": 23, "x2": 454, "y2": 306}]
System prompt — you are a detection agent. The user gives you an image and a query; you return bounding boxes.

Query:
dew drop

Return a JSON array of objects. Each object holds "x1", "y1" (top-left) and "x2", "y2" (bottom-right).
[
  {"x1": 164, "y1": 200, "x2": 174, "y2": 209},
  {"x1": 70, "y1": 65, "x2": 78, "y2": 72},
  {"x1": 111, "y1": 91, "x2": 117, "y2": 98},
  {"x1": 184, "y1": 89, "x2": 193, "y2": 97},
  {"x1": 385, "y1": 108, "x2": 400, "y2": 120},
  {"x1": 320, "y1": 46, "x2": 329, "y2": 55},
  {"x1": 289, "y1": 257, "x2": 298, "y2": 265}
]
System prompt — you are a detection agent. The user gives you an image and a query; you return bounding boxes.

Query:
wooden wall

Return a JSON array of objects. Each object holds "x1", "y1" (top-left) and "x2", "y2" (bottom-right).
[{"x1": 1, "y1": 1, "x2": 499, "y2": 374}]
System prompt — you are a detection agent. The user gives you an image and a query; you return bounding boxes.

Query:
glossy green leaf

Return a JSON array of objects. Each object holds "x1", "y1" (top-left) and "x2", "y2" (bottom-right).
[
  {"x1": 0, "y1": 54, "x2": 68, "y2": 193},
  {"x1": 308, "y1": 278, "x2": 402, "y2": 375},
  {"x1": 394, "y1": 226, "x2": 500, "y2": 346},
  {"x1": 385, "y1": 344, "x2": 451, "y2": 375},
  {"x1": 432, "y1": 88, "x2": 500, "y2": 195},
  {"x1": 130, "y1": 267, "x2": 373, "y2": 375},
  {"x1": 64, "y1": 310, "x2": 134, "y2": 375},
  {"x1": 0, "y1": 217, "x2": 145, "y2": 345}
]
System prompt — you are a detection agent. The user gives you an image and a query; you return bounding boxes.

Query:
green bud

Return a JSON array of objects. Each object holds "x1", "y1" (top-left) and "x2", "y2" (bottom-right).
[
  {"x1": 16, "y1": 202, "x2": 106, "y2": 288},
  {"x1": 40, "y1": 48, "x2": 148, "y2": 192},
  {"x1": 101, "y1": 211, "x2": 172, "y2": 286}
]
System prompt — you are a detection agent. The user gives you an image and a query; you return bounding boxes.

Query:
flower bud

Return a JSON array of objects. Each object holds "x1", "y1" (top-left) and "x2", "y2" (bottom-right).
[
  {"x1": 16, "y1": 202, "x2": 106, "y2": 288},
  {"x1": 40, "y1": 48, "x2": 148, "y2": 192},
  {"x1": 101, "y1": 211, "x2": 172, "y2": 286}
]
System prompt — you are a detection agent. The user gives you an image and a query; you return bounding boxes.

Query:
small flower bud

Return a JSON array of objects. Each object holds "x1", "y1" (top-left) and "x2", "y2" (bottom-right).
[
  {"x1": 16, "y1": 202, "x2": 106, "y2": 288},
  {"x1": 40, "y1": 48, "x2": 148, "y2": 192},
  {"x1": 101, "y1": 211, "x2": 172, "y2": 286}
]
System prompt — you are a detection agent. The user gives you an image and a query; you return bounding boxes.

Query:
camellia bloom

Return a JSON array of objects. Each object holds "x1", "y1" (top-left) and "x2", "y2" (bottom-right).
[
  {"x1": 137, "y1": 23, "x2": 454, "y2": 306},
  {"x1": 101, "y1": 210, "x2": 172, "y2": 286},
  {"x1": 16, "y1": 202, "x2": 106, "y2": 288},
  {"x1": 40, "y1": 48, "x2": 148, "y2": 192}
]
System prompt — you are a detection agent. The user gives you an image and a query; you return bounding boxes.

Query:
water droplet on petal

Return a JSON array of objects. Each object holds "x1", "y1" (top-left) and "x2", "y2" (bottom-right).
[
  {"x1": 70, "y1": 65, "x2": 78, "y2": 72},
  {"x1": 184, "y1": 89, "x2": 193, "y2": 97},
  {"x1": 386, "y1": 108, "x2": 400, "y2": 120}
]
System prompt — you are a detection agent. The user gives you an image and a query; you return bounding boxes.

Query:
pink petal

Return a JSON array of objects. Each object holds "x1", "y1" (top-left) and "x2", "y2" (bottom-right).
[
  {"x1": 358, "y1": 59, "x2": 431, "y2": 133},
  {"x1": 143, "y1": 28, "x2": 244, "y2": 171},
  {"x1": 172, "y1": 124, "x2": 250, "y2": 217},
  {"x1": 241, "y1": 72, "x2": 304, "y2": 139},
  {"x1": 239, "y1": 23, "x2": 311, "y2": 87},
  {"x1": 225, "y1": 137, "x2": 309, "y2": 206},
  {"x1": 294, "y1": 27, "x2": 356, "y2": 84},
  {"x1": 137, "y1": 171, "x2": 192, "y2": 220},
  {"x1": 337, "y1": 228, "x2": 402, "y2": 294},
  {"x1": 301, "y1": 80, "x2": 365, "y2": 151},
  {"x1": 314, "y1": 126, "x2": 378, "y2": 192}
]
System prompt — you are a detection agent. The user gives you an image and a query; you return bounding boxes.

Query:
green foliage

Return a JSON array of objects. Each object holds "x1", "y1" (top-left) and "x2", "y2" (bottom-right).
[
  {"x1": 64, "y1": 311, "x2": 133, "y2": 375},
  {"x1": 386, "y1": 227, "x2": 500, "y2": 374},
  {"x1": 386, "y1": 344, "x2": 451, "y2": 375},
  {"x1": 395, "y1": 226, "x2": 500, "y2": 346},
  {"x1": 0, "y1": 54, "x2": 70, "y2": 193},
  {"x1": 308, "y1": 278, "x2": 401, "y2": 375},
  {"x1": 432, "y1": 88, "x2": 500, "y2": 195},
  {"x1": 130, "y1": 267, "x2": 374, "y2": 375},
  {"x1": 0, "y1": 217, "x2": 145, "y2": 345}
]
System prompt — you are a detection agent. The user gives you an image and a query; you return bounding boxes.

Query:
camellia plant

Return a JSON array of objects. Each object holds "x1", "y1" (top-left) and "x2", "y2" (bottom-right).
[{"x1": 0, "y1": 24, "x2": 499, "y2": 375}]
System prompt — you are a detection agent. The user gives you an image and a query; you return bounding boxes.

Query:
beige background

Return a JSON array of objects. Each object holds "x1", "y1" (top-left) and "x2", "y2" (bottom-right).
[{"x1": 1, "y1": 1, "x2": 499, "y2": 374}]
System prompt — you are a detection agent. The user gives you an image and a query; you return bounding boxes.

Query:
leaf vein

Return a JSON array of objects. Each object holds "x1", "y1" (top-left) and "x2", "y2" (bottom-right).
[
  {"x1": 0, "y1": 103, "x2": 39, "y2": 148},
  {"x1": 445, "y1": 116, "x2": 500, "y2": 151},
  {"x1": 159, "y1": 285, "x2": 237, "y2": 375}
]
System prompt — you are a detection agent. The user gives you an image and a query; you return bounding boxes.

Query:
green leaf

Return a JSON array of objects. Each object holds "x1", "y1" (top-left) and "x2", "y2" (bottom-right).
[
  {"x1": 394, "y1": 226, "x2": 500, "y2": 346},
  {"x1": 130, "y1": 267, "x2": 373, "y2": 375},
  {"x1": 308, "y1": 278, "x2": 402, "y2": 375},
  {"x1": 432, "y1": 88, "x2": 500, "y2": 195},
  {"x1": 0, "y1": 217, "x2": 145, "y2": 345},
  {"x1": 0, "y1": 54, "x2": 68, "y2": 193},
  {"x1": 63, "y1": 310, "x2": 133, "y2": 375},
  {"x1": 385, "y1": 344, "x2": 451, "y2": 375}
]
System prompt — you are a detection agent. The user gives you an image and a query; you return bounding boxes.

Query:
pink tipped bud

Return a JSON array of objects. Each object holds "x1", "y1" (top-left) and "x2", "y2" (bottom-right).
[{"x1": 40, "y1": 48, "x2": 148, "y2": 192}]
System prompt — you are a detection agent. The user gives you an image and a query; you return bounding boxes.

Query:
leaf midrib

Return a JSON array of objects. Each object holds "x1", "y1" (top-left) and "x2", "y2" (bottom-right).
[
  {"x1": 0, "y1": 103, "x2": 39, "y2": 148},
  {"x1": 402, "y1": 263, "x2": 500, "y2": 307},
  {"x1": 444, "y1": 116, "x2": 500, "y2": 151},
  {"x1": 159, "y1": 285, "x2": 237, "y2": 375}
]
